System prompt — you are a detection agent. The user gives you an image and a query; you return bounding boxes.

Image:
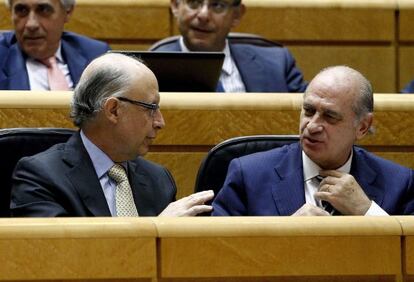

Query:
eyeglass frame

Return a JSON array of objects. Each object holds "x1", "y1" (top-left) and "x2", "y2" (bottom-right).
[
  {"x1": 182, "y1": 0, "x2": 242, "y2": 14},
  {"x1": 117, "y1": 96, "x2": 160, "y2": 117}
]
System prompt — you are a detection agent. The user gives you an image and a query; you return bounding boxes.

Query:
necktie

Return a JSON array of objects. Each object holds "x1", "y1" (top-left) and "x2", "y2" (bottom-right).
[
  {"x1": 216, "y1": 80, "x2": 225, "y2": 92},
  {"x1": 315, "y1": 175, "x2": 340, "y2": 215},
  {"x1": 108, "y1": 164, "x2": 139, "y2": 217},
  {"x1": 40, "y1": 56, "x2": 69, "y2": 91}
]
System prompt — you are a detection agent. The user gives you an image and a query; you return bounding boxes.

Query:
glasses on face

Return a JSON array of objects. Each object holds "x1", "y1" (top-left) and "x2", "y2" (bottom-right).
[
  {"x1": 117, "y1": 97, "x2": 160, "y2": 118},
  {"x1": 183, "y1": 0, "x2": 239, "y2": 14}
]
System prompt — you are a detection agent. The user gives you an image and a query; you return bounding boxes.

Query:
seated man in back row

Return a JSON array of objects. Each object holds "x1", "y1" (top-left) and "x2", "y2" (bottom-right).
[
  {"x1": 0, "y1": 0, "x2": 110, "y2": 90},
  {"x1": 152, "y1": 0, "x2": 307, "y2": 93},
  {"x1": 213, "y1": 65, "x2": 414, "y2": 216},
  {"x1": 11, "y1": 53, "x2": 214, "y2": 217}
]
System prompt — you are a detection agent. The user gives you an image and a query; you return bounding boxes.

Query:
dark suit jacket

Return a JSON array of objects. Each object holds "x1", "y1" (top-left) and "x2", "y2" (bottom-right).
[
  {"x1": 402, "y1": 80, "x2": 414, "y2": 93},
  {"x1": 0, "y1": 31, "x2": 110, "y2": 90},
  {"x1": 212, "y1": 142, "x2": 414, "y2": 216},
  {"x1": 152, "y1": 39, "x2": 307, "y2": 93},
  {"x1": 10, "y1": 132, "x2": 176, "y2": 217}
]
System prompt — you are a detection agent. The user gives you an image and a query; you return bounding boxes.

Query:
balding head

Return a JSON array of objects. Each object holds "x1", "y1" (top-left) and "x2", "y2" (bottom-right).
[
  {"x1": 71, "y1": 53, "x2": 157, "y2": 127},
  {"x1": 306, "y1": 66, "x2": 373, "y2": 120}
]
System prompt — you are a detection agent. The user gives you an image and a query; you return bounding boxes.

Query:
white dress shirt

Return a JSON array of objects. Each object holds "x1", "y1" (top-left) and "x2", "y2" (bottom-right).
[
  {"x1": 26, "y1": 44, "x2": 74, "y2": 90},
  {"x1": 179, "y1": 37, "x2": 246, "y2": 92},
  {"x1": 80, "y1": 130, "x2": 127, "y2": 216},
  {"x1": 302, "y1": 151, "x2": 388, "y2": 216}
]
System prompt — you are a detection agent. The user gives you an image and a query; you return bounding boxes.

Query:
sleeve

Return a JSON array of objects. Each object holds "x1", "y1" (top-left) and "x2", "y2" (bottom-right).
[
  {"x1": 211, "y1": 158, "x2": 248, "y2": 216},
  {"x1": 282, "y1": 47, "x2": 308, "y2": 93},
  {"x1": 10, "y1": 157, "x2": 70, "y2": 217}
]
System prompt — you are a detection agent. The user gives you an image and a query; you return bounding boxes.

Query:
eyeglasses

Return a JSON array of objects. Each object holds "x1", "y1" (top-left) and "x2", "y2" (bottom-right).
[
  {"x1": 117, "y1": 97, "x2": 160, "y2": 117},
  {"x1": 183, "y1": 0, "x2": 240, "y2": 14}
]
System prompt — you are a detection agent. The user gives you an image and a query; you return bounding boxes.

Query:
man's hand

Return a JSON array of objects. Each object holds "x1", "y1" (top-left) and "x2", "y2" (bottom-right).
[
  {"x1": 292, "y1": 203, "x2": 330, "y2": 216},
  {"x1": 315, "y1": 170, "x2": 371, "y2": 215},
  {"x1": 159, "y1": 190, "x2": 214, "y2": 217}
]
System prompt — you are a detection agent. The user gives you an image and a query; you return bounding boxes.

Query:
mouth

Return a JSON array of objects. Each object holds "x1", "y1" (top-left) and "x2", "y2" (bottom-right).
[
  {"x1": 190, "y1": 26, "x2": 214, "y2": 35},
  {"x1": 302, "y1": 136, "x2": 324, "y2": 146}
]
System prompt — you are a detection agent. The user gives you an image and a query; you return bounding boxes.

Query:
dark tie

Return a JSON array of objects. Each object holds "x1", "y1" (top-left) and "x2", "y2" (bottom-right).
[
  {"x1": 216, "y1": 80, "x2": 225, "y2": 92},
  {"x1": 315, "y1": 175, "x2": 340, "y2": 215}
]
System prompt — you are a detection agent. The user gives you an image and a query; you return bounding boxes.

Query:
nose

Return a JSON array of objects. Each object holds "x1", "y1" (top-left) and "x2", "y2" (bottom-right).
[
  {"x1": 153, "y1": 109, "x2": 165, "y2": 130},
  {"x1": 306, "y1": 114, "x2": 323, "y2": 134},
  {"x1": 25, "y1": 11, "x2": 40, "y2": 30},
  {"x1": 196, "y1": 1, "x2": 210, "y2": 20}
]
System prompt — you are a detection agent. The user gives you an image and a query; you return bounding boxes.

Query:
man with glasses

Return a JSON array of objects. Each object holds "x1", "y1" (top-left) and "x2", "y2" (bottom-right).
[
  {"x1": 10, "y1": 53, "x2": 214, "y2": 217},
  {"x1": 151, "y1": 0, "x2": 307, "y2": 93},
  {"x1": 0, "y1": 0, "x2": 110, "y2": 90}
]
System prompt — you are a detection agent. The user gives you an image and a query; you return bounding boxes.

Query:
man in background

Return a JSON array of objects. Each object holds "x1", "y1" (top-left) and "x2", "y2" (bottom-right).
[
  {"x1": 151, "y1": 0, "x2": 307, "y2": 93},
  {"x1": 0, "y1": 0, "x2": 110, "y2": 90},
  {"x1": 213, "y1": 65, "x2": 414, "y2": 216},
  {"x1": 11, "y1": 53, "x2": 214, "y2": 216}
]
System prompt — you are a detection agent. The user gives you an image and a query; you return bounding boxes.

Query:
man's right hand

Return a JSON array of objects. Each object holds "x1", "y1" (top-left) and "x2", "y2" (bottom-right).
[
  {"x1": 159, "y1": 190, "x2": 214, "y2": 217},
  {"x1": 292, "y1": 203, "x2": 331, "y2": 216}
]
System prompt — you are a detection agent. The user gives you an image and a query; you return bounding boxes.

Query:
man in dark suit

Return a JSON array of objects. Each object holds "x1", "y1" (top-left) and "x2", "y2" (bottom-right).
[
  {"x1": 151, "y1": 0, "x2": 307, "y2": 93},
  {"x1": 212, "y1": 65, "x2": 414, "y2": 216},
  {"x1": 11, "y1": 53, "x2": 214, "y2": 217},
  {"x1": 0, "y1": 0, "x2": 110, "y2": 90}
]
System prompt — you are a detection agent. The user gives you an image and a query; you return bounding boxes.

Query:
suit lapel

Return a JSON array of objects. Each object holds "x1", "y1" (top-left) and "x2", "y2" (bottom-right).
[
  {"x1": 270, "y1": 143, "x2": 306, "y2": 215},
  {"x1": 127, "y1": 160, "x2": 157, "y2": 216},
  {"x1": 63, "y1": 133, "x2": 111, "y2": 216},
  {"x1": 61, "y1": 37, "x2": 87, "y2": 86},
  {"x1": 350, "y1": 147, "x2": 383, "y2": 205},
  {"x1": 0, "y1": 42, "x2": 30, "y2": 90},
  {"x1": 230, "y1": 44, "x2": 266, "y2": 92}
]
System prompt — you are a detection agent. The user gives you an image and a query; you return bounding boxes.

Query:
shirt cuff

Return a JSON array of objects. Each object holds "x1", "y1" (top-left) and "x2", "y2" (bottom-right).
[{"x1": 365, "y1": 201, "x2": 389, "y2": 216}]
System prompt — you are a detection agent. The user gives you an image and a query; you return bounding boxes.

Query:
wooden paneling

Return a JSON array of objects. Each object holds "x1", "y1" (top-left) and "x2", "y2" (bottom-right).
[
  {"x1": 289, "y1": 46, "x2": 396, "y2": 93},
  {"x1": 155, "y1": 217, "x2": 401, "y2": 281},
  {"x1": 0, "y1": 218, "x2": 157, "y2": 281},
  {"x1": 395, "y1": 216, "x2": 414, "y2": 282}
]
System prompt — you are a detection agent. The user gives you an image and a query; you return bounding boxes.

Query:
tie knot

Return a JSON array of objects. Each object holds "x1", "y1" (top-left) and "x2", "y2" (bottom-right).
[
  {"x1": 40, "y1": 56, "x2": 57, "y2": 68},
  {"x1": 108, "y1": 164, "x2": 128, "y2": 184}
]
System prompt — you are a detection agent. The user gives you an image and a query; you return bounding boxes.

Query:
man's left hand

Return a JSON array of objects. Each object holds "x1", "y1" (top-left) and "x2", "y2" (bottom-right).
[{"x1": 314, "y1": 170, "x2": 371, "y2": 215}]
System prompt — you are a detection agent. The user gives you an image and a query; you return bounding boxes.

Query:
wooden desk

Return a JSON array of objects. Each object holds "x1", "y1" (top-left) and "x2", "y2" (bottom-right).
[
  {"x1": 1, "y1": 92, "x2": 414, "y2": 199},
  {"x1": 396, "y1": 216, "x2": 414, "y2": 282},
  {"x1": 0, "y1": 217, "x2": 157, "y2": 281},
  {"x1": 153, "y1": 217, "x2": 402, "y2": 282}
]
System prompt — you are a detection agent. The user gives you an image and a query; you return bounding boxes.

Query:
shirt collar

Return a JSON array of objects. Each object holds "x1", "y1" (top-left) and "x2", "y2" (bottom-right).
[
  {"x1": 302, "y1": 150, "x2": 353, "y2": 182},
  {"x1": 179, "y1": 36, "x2": 232, "y2": 76},
  {"x1": 80, "y1": 130, "x2": 115, "y2": 179}
]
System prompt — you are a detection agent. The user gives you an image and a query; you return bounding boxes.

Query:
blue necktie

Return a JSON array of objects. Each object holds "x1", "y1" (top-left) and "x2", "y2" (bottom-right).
[{"x1": 216, "y1": 80, "x2": 225, "y2": 92}]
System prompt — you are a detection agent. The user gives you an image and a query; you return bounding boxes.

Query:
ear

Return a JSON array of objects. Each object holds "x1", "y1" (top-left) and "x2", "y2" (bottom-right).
[
  {"x1": 64, "y1": 5, "x2": 74, "y2": 23},
  {"x1": 170, "y1": 0, "x2": 179, "y2": 17},
  {"x1": 231, "y1": 4, "x2": 246, "y2": 28},
  {"x1": 103, "y1": 97, "x2": 121, "y2": 124},
  {"x1": 355, "y1": 113, "x2": 373, "y2": 140}
]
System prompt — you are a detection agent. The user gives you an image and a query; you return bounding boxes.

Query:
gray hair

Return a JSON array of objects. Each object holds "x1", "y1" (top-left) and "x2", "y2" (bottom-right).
[
  {"x1": 313, "y1": 65, "x2": 374, "y2": 119},
  {"x1": 70, "y1": 55, "x2": 138, "y2": 127},
  {"x1": 5, "y1": 0, "x2": 75, "y2": 10}
]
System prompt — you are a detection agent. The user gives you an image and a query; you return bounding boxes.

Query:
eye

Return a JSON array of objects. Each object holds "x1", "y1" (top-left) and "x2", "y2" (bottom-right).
[
  {"x1": 36, "y1": 4, "x2": 54, "y2": 16},
  {"x1": 323, "y1": 113, "x2": 340, "y2": 124},
  {"x1": 210, "y1": 1, "x2": 228, "y2": 12},
  {"x1": 13, "y1": 4, "x2": 29, "y2": 17},
  {"x1": 302, "y1": 106, "x2": 315, "y2": 117},
  {"x1": 186, "y1": 0, "x2": 203, "y2": 9}
]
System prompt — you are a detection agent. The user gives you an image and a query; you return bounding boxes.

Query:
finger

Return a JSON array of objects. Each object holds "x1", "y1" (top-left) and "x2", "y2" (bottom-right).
[
  {"x1": 186, "y1": 205, "x2": 213, "y2": 216},
  {"x1": 187, "y1": 190, "x2": 214, "y2": 204},
  {"x1": 314, "y1": 191, "x2": 331, "y2": 201}
]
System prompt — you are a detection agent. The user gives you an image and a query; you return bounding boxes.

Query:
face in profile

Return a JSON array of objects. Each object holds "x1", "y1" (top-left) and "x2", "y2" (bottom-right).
[
  {"x1": 114, "y1": 66, "x2": 165, "y2": 161},
  {"x1": 10, "y1": 0, "x2": 73, "y2": 60},
  {"x1": 171, "y1": 0, "x2": 244, "y2": 51},
  {"x1": 299, "y1": 70, "x2": 371, "y2": 169}
]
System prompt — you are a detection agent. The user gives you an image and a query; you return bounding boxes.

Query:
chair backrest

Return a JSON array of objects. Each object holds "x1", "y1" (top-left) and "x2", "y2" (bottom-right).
[
  {"x1": 194, "y1": 135, "x2": 300, "y2": 198},
  {"x1": 149, "y1": 33, "x2": 282, "y2": 50},
  {"x1": 0, "y1": 128, "x2": 76, "y2": 217}
]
